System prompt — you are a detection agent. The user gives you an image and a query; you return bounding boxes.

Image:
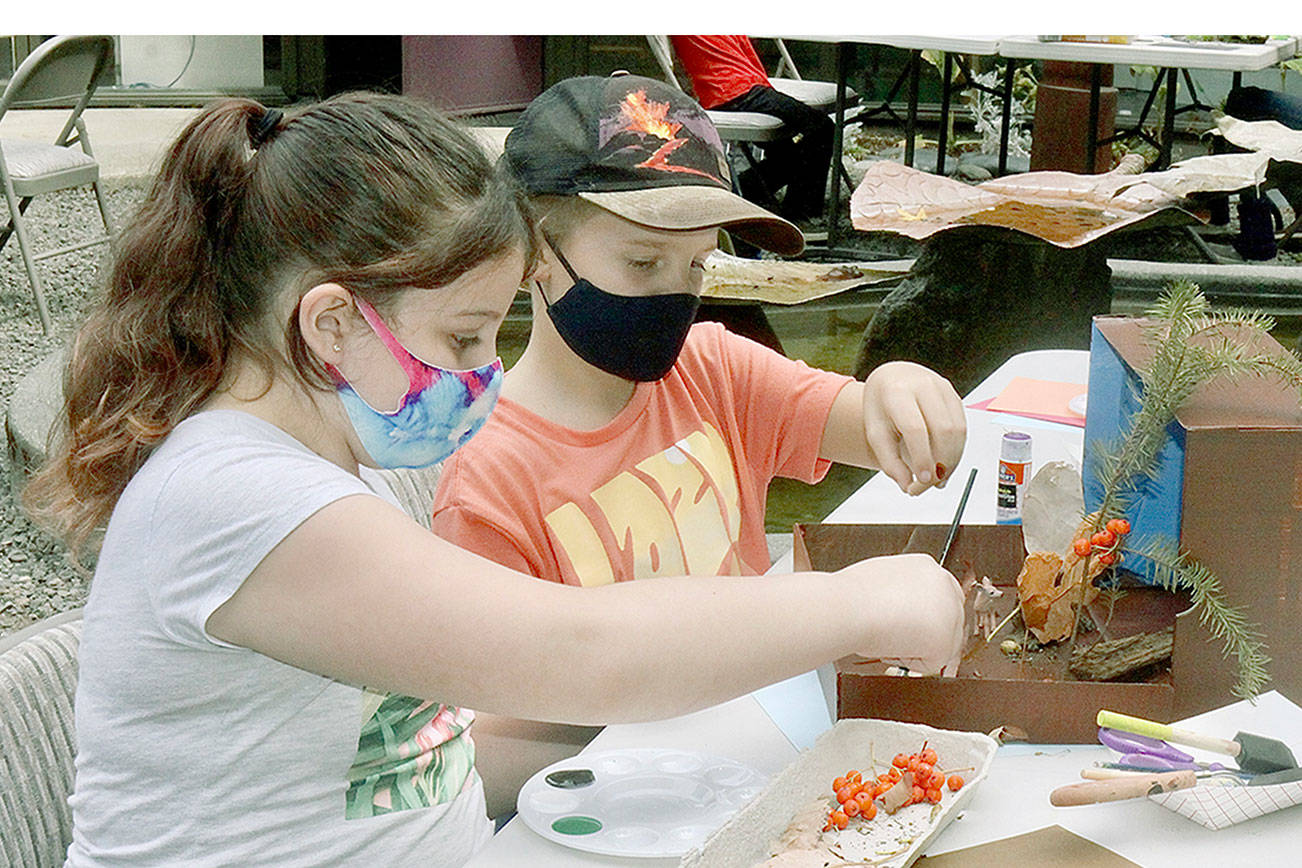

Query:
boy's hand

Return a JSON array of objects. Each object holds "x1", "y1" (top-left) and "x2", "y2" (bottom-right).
[{"x1": 861, "y1": 361, "x2": 965, "y2": 495}]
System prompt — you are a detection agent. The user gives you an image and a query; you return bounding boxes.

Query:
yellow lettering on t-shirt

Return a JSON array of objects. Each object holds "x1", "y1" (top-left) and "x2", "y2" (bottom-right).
[
  {"x1": 633, "y1": 425, "x2": 742, "y2": 574},
  {"x1": 544, "y1": 502, "x2": 616, "y2": 587},
  {"x1": 544, "y1": 423, "x2": 745, "y2": 584},
  {"x1": 590, "y1": 474, "x2": 687, "y2": 579}
]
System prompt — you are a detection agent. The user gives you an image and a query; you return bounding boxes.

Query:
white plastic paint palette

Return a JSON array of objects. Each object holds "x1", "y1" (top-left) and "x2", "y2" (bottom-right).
[{"x1": 517, "y1": 748, "x2": 768, "y2": 858}]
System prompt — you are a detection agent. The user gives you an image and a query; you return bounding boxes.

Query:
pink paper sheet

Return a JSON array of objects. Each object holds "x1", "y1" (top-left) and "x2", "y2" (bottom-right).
[{"x1": 969, "y1": 377, "x2": 1088, "y2": 427}]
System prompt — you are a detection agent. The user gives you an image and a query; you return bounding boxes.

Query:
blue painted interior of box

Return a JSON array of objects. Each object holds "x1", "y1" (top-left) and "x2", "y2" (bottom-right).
[{"x1": 1081, "y1": 323, "x2": 1186, "y2": 585}]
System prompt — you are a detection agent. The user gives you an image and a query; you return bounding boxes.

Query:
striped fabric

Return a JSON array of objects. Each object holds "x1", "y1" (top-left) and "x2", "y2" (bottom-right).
[
  {"x1": 373, "y1": 464, "x2": 444, "y2": 531},
  {"x1": 0, "y1": 614, "x2": 82, "y2": 868}
]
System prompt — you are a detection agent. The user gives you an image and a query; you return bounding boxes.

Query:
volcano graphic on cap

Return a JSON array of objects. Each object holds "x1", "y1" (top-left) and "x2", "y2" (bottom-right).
[{"x1": 596, "y1": 88, "x2": 729, "y2": 186}]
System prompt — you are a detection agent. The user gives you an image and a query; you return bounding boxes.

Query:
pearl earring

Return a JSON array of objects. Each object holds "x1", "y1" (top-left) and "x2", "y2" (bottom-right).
[{"x1": 333, "y1": 344, "x2": 341, "y2": 352}]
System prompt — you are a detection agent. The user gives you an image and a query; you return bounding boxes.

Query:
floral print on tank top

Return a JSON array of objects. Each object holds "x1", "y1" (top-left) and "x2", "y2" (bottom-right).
[{"x1": 345, "y1": 691, "x2": 476, "y2": 818}]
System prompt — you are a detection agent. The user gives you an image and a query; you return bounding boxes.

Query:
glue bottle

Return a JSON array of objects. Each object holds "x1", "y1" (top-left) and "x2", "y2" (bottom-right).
[{"x1": 996, "y1": 431, "x2": 1032, "y2": 525}]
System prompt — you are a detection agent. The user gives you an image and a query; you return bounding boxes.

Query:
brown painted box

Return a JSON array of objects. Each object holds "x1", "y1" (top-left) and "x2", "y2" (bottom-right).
[
  {"x1": 1084, "y1": 317, "x2": 1302, "y2": 718},
  {"x1": 793, "y1": 523, "x2": 1191, "y2": 744},
  {"x1": 794, "y1": 320, "x2": 1302, "y2": 743}
]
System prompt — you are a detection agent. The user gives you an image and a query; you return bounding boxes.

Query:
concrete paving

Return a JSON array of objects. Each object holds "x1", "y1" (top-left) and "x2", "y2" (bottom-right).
[
  {"x1": 4, "y1": 107, "x2": 202, "y2": 182},
  {"x1": 4, "y1": 108, "x2": 515, "y2": 180}
]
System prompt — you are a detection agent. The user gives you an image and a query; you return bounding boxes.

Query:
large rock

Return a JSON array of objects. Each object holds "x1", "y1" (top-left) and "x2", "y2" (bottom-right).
[
  {"x1": 5, "y1": 348, "x2": 67, "y2": 476},
  {"x1": 853, "y1": 227, "x2": 1112, "y2": 394}
]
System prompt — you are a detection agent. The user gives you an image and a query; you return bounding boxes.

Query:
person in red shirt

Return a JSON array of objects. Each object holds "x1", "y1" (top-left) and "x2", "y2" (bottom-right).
[{"x1": 670, "y1": 35, "x2": 834, "y2": 223}]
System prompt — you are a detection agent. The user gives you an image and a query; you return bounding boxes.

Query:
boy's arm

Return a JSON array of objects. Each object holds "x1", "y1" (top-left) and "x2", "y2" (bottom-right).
[{"x1": 819, "y1": 361, "x2": 966, "y2": 495}]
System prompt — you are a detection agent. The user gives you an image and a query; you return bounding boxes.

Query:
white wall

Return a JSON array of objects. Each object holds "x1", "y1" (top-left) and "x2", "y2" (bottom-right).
[
  {"x1": 1114, "y1": 65, "x2": 1302, "y2": 103},
  {"x1": 118, "y1": 36, "x2": 263, "y2": 89}
]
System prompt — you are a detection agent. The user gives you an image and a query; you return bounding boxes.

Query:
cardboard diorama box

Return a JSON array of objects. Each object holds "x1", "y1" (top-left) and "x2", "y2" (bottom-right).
[
  {"x1": 793, "y1": 523, "x2": 1184, "y2": 744},
  {"x1": 796, "y1": 318, "x2": 1302, "y2": 742},
  {"x1": 1083, "y1": 316, "x2": 1302, "y2": 716}
]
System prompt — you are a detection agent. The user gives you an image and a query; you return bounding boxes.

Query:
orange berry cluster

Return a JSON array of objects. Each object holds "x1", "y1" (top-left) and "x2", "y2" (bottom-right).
[
  {"x1": 822, "y1": 744, "x2": 964, "y2": 831},
  {"x1": 1071, "y1": 517, "x2": 1130, "y2": 567}
]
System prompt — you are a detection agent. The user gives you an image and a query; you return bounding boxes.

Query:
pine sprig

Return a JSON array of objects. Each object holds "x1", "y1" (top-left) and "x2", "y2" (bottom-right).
[
  {"x1": 1075, "y1": 280, "x2": 1296, "y2": 701},
  {"x1": 1130, "y1": 539, "x2": 1271, "y2": 700}
]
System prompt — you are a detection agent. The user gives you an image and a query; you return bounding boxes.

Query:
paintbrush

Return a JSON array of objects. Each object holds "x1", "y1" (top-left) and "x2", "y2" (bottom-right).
[
  {"x1": 938, "y1": 467, "x2": 978, "y2": 568},
  {"x1": 892, "y1": 468, "x2": 978, "y2": 678}
]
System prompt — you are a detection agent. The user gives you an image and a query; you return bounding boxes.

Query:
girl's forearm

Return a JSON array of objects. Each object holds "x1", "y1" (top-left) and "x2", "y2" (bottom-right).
[{"x1": 502, "y1": 570, "x2": 875, "y2": 724}]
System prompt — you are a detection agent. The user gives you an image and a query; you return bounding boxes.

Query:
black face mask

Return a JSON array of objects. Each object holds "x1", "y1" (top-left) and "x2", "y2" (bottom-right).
[{"x1": 543, "y1": 246, "x2": 701, "y2": 382}]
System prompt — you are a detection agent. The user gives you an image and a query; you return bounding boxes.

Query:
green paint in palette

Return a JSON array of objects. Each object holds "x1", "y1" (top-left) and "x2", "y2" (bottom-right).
[{"x1": 551, "y1": 815, "x2": 603, "y2": 835}]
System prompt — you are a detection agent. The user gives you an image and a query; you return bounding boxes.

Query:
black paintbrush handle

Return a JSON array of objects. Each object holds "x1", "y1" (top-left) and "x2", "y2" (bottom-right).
[{"x1": 939, "y1": 468, "x2": 978, "y2": 568}]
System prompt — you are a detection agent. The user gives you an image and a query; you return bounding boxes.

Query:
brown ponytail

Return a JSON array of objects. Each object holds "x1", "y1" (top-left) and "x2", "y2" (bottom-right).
[{"x1": 24, "y1": 93, "x2": 533, "y2": 559}]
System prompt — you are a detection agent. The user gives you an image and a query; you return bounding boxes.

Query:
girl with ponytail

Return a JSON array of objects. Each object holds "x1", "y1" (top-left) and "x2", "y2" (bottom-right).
[{"x1": 26, "y1": 93, "x2": 962, "y2": 866}]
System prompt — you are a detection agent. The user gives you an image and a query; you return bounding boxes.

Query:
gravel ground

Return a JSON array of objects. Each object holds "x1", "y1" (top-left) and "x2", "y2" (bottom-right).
[{"x1": 0, "y1": 180, "x2": 146, "y2": 638}]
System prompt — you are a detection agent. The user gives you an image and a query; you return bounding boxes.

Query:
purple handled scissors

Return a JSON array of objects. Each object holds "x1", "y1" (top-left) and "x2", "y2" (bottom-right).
[{"x1": 1097, "y1": 727, "x2": 1234, "y2": 772}]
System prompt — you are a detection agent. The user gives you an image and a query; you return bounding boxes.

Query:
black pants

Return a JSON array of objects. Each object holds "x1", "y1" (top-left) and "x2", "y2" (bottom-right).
[
  {"x1": 714, "y1": 84, "x2": 834, "y2": 221},
  {"x1": 1225, "y1": 85, "x2": 1302, "y2": 129}
]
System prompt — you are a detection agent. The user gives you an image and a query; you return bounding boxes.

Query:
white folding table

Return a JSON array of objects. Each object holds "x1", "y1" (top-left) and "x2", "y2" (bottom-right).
[
  {"x1": 996, "y1": 36, "x2": 1300, "y2": 171},
  {"x1": 465, "y1": 349, "x2": 1302, "y2": 867},
  {"x1": 775, "y1": 36, "x2": 1010, "y2": 252}
]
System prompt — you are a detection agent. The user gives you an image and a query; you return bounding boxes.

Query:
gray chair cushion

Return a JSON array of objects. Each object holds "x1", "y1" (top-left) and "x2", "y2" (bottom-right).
[
  {"x1": 0, "y1": 139, "x2": 98, "y2": 195},
  {"x1": 704, "y1": 110, "x2": 786, "y2": 143},
  {"x1": 770, "y1": 78, "x2": 858, "y2": 113},
  {"x1": 1, "y1": 613, "x2": 82, "y2": 868}
]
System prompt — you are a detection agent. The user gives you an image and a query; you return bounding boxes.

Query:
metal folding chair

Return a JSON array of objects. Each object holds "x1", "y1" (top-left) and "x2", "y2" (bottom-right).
[
  {"x1": 0, "y1": 35, "x2": 116, "y2": 334},
  {"x1": 769, "y1": 37, "x2": 858, "y2": 113}
]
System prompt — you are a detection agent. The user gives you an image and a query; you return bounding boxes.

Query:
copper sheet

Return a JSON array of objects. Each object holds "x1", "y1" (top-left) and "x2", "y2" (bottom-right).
[
  {"x1": 1135, "y1": 152, "x2": 1274, "y2": 197},
  {"x1": 850, "y1": 160, "x2": 1200, "y2": 248},
  {"x1": 701, "y1": 251, "x2": 901, "y2": 304},
  {"x1": 1214, "y1": 114, "x2": 1302, "y2": 162}
]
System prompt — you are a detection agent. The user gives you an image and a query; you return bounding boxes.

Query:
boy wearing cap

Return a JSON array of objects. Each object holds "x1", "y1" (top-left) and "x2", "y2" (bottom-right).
[{"x1": 430, "y1": 74, "x2": 966, "y2": 587}]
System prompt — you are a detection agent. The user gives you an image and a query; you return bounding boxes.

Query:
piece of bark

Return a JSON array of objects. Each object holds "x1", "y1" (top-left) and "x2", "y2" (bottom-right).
[
  {"x1": 879, "y1": 771, "x2": 915, "y2": 814},
  {"x1": 771, "y1": 798, "x2": 834, "y2": 853},
  {"x1": 1069, "y1": 628, "x2": 1174, "y2": 681}
]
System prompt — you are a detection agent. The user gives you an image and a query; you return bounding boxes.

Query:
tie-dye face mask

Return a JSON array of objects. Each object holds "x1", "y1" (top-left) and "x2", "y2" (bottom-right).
[{"x1": 329, "y1": 296, "x2": 502, "y2": 469}]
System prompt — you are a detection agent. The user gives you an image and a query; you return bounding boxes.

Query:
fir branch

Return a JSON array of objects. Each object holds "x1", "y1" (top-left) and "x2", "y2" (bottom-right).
[
  {"x1": 1191, "y1": 306, "x2": 1277, "y2": 336},
  {"x1": 1257, "y1": 351, "x2": 1302, "y2": 402},
  {"x1": 1098, "y1": 585, "x2": 1127, "y2": 631},
  {"x1": 1145, "y1": 279, "x2": 1207, "y2": 326},
  {"x1": 1128, "y1": 540, "x2": 1271, "y2": 700},
  {"x1": 1073, "y1": 280, "x2": 1290, "y2": 701}
]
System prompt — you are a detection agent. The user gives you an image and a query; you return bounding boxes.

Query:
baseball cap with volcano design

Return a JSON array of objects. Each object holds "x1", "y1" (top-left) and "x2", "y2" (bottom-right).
[{"x1": 503, "y1": 73, "x2": 804, "y2": 256}]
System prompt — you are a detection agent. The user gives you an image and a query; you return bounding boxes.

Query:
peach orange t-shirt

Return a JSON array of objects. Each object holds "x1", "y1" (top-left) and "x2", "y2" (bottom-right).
[{"x1": 430, "y1": 323, "x2": 853, "y2": 586}]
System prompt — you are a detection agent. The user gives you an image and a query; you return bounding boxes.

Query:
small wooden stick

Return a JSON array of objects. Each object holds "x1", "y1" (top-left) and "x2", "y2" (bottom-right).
[
  {"x1": 985, "y1": 605, "x2": 1020, "y2": 643},
  {"x1": 1050, "y1": 770, "x2": 1195, "y2": 806}
]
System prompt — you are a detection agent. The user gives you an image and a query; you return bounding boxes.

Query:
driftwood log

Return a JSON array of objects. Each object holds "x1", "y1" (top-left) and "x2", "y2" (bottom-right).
[{"x1": 1069, "y1": 628, "x2": 1174, "y2": 681}]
